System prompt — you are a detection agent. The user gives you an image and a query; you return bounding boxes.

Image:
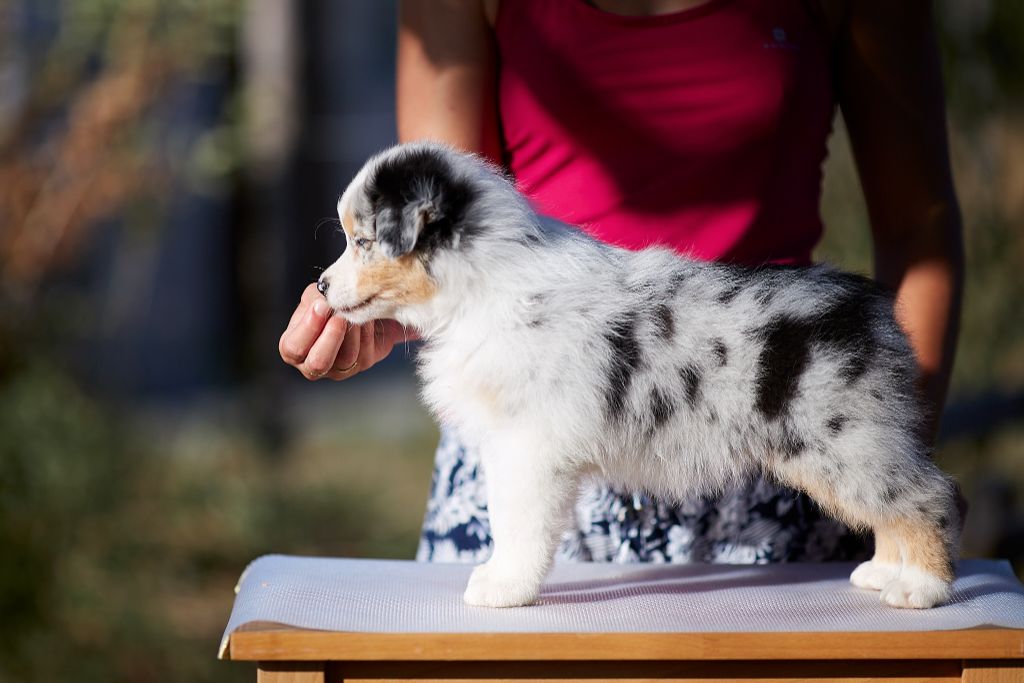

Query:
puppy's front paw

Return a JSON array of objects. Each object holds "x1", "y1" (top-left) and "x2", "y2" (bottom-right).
[
  {"x1": 850, "y1": 560, "x2": 900, "y2": 591},
  {"x1": 463, "y1": 562, "x2": 539, "y2": 608},
  {"x1": 879, "y1": 567, "x2": 951, "y2": 609}
]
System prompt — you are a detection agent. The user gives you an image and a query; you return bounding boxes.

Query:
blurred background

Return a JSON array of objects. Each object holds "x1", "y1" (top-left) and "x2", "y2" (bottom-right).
[{"x1": 0, "y1": 0, "x2": 1021, "y2": 681}]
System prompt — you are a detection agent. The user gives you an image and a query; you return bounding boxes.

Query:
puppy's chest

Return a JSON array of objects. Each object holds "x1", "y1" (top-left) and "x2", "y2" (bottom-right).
[{"x1": 418, "y1": 338, "x2": 527, "y2": 424}]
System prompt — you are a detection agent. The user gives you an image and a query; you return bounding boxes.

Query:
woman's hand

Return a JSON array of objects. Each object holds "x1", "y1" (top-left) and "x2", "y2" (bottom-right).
[{"x1": 278, "y1": 283, "x2": 414, "y2": 380}]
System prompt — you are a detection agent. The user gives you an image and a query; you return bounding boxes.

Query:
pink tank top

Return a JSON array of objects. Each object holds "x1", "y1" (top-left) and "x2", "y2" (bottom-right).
[{"x1": 495, "y1": 0, "x2": 834, "y2": 265}]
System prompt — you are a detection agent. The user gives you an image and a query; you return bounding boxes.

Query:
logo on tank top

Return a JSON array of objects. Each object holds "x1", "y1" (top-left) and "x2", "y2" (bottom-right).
[{"x1": 764, "y1": 27, "x2": 800, "y2": 51}]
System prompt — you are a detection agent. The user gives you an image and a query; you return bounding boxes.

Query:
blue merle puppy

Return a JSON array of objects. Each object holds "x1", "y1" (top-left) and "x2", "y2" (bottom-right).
[{"x1": 317, "y1": 142, "x2": 961, "y2": 609}]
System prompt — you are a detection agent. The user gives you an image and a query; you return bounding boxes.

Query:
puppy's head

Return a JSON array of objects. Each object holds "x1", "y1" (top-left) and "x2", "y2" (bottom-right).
[{"x1": 319, "y1": 143, "x2": 480, "y2": 324}]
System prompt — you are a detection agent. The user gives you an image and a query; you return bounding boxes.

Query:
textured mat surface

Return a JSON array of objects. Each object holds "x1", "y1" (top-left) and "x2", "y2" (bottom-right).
[{"x1": 220, "y1": 557, "x2": 1024, "y2": 656}]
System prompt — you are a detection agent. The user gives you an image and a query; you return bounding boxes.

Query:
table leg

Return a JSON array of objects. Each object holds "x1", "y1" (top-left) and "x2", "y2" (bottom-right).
[
  {"x1": 257, "y1": 661, "x2": 325, "y2": 683},
  {"x1": 962, "y1": 660, "x2": 1024, "y2": 683}
]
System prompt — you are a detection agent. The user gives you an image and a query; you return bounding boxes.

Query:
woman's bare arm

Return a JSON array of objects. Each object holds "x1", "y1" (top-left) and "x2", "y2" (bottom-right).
[
  {"x1": 835, "y1": 0, "x2": 964, "y2": 443},
  {"x1": 398, "y1": 0, "x2": 501, "y2": 156}
]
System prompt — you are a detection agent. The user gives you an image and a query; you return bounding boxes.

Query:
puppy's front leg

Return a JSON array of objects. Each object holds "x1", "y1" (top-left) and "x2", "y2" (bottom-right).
[{"x1": 464, "y1": 437, "x2": 578, "y2": 608}]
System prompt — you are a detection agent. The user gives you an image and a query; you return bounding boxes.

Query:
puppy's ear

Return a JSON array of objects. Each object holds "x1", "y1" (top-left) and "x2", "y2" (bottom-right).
[
  {"x1": 367, "y1": 145, "x2": 474, "y2": 258},
  {"x1": 376, "y1": 198, "x2": 438, "y2": 259}
]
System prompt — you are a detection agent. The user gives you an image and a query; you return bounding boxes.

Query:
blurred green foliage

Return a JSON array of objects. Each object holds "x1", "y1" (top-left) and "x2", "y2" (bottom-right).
[{"x1": 0, "y1": 350, "x2": 436, "y2": 681}]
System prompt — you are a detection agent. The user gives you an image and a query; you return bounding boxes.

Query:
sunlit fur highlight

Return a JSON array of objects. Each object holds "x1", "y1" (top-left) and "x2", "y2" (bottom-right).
[{"x1": 319, "y1": 142, "x2": 961, "y2": 611}]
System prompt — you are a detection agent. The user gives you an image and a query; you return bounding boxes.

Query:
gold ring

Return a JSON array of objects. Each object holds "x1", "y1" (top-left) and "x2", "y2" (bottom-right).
[{"x1": 334, "y1": 359, "x2": 359, "y2": 374}]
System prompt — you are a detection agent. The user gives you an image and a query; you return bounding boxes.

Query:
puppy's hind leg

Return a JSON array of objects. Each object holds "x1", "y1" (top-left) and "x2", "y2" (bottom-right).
[
  {"x1": 879, "y1": 509, "x2": 959, "y2": 609},
  {"x1": 857, "y1": 468, "x2": 959, "y2": 608},
  {"x1": 464, "y1": 435, "x2": 579, "y2": 608},
  {"x1": 850, "y1": 529, "x2": 901, "y2": 591},
  {"x1": 773, "y1": 452, "x2": 958, "y2": 608}
]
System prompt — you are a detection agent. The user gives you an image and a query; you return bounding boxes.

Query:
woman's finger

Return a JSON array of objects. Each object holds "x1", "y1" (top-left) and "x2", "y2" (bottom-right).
[
  {"x1": 302, "y1": 315, "x2": 349, "y2": 379},
  {"x1": 279, "y1": 297, "x2": 332, "y2": 366},
  {"x1": 300, "y1": 280, "x2": 323, "y2": 304},
  {"x1": 330, "y1": 321, "x2": 362, "y2": 376},
  {"x1": 284, "y1": 283, "x2": 324, "y2": 337}
]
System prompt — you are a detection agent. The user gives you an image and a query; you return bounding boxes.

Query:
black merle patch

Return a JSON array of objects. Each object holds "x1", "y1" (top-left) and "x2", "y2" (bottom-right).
[
  {"x1": 649, "y1": 387, "x2": 676, "y2": 430},
  {"x1": 653, "y1": 304, "x2": 674, "y2": 341},
  {"x1": 885, "y1": 363, "x2": 917, "y2": 390},
  {"x1": 525, "y1": 293, "x2": 547, "y2": 328},
  {"x1": 827, "y1": 414, "x2": 848, "y2": 436},
  {"x1": 813, "y1": 291, "x2": 878, "y2": 383},
  {"x1": 755, "y1": 283, "x2": 777, "y2": 307},
  {"x1": 363, "y1": 147, "x2": 477, "y2": 257},
  {"x1": 678, "y1": 364, "x2": 702, "y2": 408},
  {"x1": 752, "y1": 280, "x2": 882, "y2": 421},
  {"x1": 751, "y1": 316, "x2": 811, "y2": 421},
  {"x1": 627, "y1": 276, "x2": 659, "y2": 297},
  {"x1": 711, "y1": 338, "x2": 728, "y2": 367},
  {"x1": 882, "y1": 483, "x2": 905, "y2": 504},
  {"x1": 716, "y1": 283, "x2": 742, "y2": 305},
  {"x1": 666, "y1": 269, "x2": 693, "y2": 298},
  {"x1": 604, "y1": 311, "x2": 643, "y2": 421},
  {"x1": 776, "y1": 423, "x2": 807, "y2": 459},
  {"x1": 840, "y1": 355, "x2": 870, "y2": 384}
]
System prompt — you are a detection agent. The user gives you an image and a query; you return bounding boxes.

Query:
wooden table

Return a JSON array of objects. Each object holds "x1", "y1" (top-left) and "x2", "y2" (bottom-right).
[
  {"x1": 220, "y1": 557, "x2": 1024, "y2": 683},
  {"x1": 228, "y1": 625, "x2": 1024, "y2": 682}
]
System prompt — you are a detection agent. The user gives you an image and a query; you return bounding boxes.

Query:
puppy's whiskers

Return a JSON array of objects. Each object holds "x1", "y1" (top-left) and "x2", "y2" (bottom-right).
[{"x1": 314, "y1": 216, "x2": 341, "y2": 240}]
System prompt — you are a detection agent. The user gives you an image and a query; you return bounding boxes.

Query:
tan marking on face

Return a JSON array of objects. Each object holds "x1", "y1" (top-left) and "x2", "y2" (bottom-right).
[
  {"x1": 354, "y1": 253, "x2": 437, "y2": 307},
  {"x1": 341, "y1": 209, "x2": 356, "y2": 239}
]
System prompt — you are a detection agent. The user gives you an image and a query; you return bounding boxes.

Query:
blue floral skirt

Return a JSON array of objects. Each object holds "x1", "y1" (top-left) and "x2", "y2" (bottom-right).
[{"x1": 416, "y1": 427, "x2": 872, "y2": 564}]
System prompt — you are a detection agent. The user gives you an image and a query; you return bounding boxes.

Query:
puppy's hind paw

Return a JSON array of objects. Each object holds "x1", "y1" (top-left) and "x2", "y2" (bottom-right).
[
  {"x1": 850, "y1": 560, "x2": 900, "y2": 591},
  {"x1": 463, "y1": 563, "x2": 539, "y2": 608},
  {"x1": 880, "y1": 567, "x2": 951, "y2": 609}
]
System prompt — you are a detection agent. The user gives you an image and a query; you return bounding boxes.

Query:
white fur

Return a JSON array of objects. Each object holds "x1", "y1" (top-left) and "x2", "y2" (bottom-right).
[
  {"x1": 850, "y1": 560, "x2": 901, "y2": 592},
  {"x1": 320, "y1": 142, "x2": 960, "y2": 609},
  {"x1": 881, "y1": 565, "x2": 953, "y2": 609}
]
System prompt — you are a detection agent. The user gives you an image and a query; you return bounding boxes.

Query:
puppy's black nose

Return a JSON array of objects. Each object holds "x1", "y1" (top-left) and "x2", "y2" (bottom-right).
[{"x1": 317, "y1": 277, "x2": 330, "y2": 295}]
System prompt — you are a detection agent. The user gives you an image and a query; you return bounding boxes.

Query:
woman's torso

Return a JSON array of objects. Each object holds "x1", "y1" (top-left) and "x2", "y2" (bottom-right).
[
  {"x1": 417, "y1": 1, "x2": 868, "y2": 565},
  {"x1": 494, "y1": 0, "x2": 836, "y2": 265}
]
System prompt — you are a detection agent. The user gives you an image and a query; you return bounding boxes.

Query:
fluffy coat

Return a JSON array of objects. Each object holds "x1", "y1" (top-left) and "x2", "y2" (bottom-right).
[{"x1": 319, "y1": 142, "x2": 960, "y2": 609}]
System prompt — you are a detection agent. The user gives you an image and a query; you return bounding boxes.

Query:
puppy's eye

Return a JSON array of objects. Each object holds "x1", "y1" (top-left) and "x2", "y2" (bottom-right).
[{"x1": 354, "y1": 237, "x2": 373, "y2": 250}]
